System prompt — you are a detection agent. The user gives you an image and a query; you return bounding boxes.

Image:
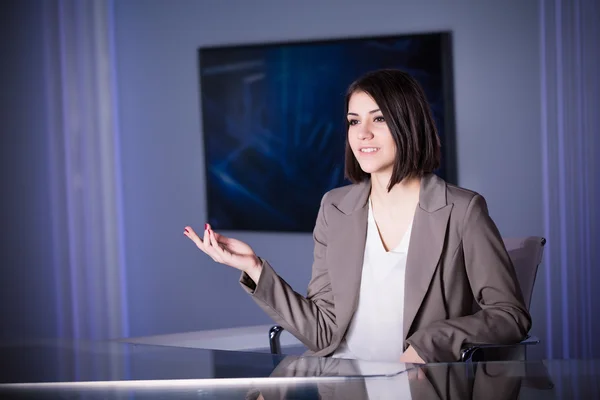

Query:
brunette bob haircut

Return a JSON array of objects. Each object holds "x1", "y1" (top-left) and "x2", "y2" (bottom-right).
[{"x1": 344, "y1": 69, "x2": 441, "y2": 190}]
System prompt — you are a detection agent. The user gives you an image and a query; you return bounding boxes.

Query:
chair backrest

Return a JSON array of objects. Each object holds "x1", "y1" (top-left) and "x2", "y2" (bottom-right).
[{"x1": 502, "y1": 237, "x2": 546, "y2": 310}]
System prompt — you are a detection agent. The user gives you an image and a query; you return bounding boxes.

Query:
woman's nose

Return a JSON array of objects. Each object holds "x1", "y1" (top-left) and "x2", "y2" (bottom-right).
[{"x1": 357, "y1": 125, "x2": 373, "y2": 140}]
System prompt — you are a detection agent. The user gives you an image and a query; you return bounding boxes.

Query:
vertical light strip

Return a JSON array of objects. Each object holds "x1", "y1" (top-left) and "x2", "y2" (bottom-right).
[
  {"x1": 107, "y1": 0, "x2": 130, "y2": 338},
  {"x1": 539, "y1": 0, "x2": 554, "y2": 360},
  {"x1": 573, "y1": 0, "x2": 590, "y2": 357},
  {"x1": 590, "y1": 0, "x2": 600, "y2": 359},
  {"x1": 43, "y1": 0, "x2": 64, "y2": 340},
  {"x1": 75, "y1": 0, "x2": 97, "y2": 340},
  {"x1": 58, "y1": 0, "x2": 81, "y2": 341},
  {"x1": 42, "y1": 0, "x2": 68, "y2": 381},
  {"x1": 554, "y1": 0, "x2": 570, "y2": 359}
]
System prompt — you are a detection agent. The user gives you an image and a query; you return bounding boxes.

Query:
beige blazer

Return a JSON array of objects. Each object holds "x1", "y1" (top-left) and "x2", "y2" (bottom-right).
[{"x1": 240, "y1": 173, "x2": 531, "y2": 362}]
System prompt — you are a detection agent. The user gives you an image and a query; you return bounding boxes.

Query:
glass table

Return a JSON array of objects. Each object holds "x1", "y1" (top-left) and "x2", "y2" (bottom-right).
[{"x1": 0, "y1": 340, "x2": 598, "y2": 399}]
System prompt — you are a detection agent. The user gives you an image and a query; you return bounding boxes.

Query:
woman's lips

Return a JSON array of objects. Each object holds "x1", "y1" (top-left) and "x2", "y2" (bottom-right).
[{"x1": 359, "y1": 147, "x2": 380, "y2": 154}]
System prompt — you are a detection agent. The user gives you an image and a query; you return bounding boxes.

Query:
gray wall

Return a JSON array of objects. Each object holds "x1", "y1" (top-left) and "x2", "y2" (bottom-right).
[{"x1": 113, "y1": 0, "x2": 543, "y2": 337}]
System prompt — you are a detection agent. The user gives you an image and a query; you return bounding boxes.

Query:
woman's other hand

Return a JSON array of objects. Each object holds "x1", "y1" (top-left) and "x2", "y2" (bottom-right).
[
  {"x1": 400, "y1": 345, "x2": 426, "y2": 364},
  {"x1": 184, "y1": 224, "x2": 263, "y2": 283}
]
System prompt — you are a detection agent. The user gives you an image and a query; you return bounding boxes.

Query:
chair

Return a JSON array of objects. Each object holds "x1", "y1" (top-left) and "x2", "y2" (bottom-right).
[
  {"x1": 461, "y1": 236, "x2": 546, "y2": 361},
  {"x1": 269, "y1": 236, "x2": 546, "y2": 362}
]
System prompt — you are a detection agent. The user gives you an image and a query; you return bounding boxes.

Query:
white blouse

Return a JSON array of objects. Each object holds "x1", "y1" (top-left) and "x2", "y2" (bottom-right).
[{"x1": 333, "y1": 198, "x2": 413, "y2": 362}]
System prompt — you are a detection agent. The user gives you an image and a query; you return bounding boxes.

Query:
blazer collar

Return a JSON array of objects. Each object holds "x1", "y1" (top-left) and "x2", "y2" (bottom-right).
[
  {"x1": 418, "y1": 173, "x2": 448, "y2": 212},
  {"x1": 333, "y1": 173, "x2": 447, "y2": 215}
]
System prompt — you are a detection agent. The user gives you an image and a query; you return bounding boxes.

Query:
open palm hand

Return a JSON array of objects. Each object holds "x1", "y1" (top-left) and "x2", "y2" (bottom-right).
[{"x1": 184, "y1": 224, "x2": 262, "y2": 278}]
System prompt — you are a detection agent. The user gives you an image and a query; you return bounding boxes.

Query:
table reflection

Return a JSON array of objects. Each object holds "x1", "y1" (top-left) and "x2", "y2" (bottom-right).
[
  {"x1": 1, "y1": 340, "x2": 598, "y2": 399},
  {"x1": 253, "y1": 356, "x2": 545, "y2": 400}
]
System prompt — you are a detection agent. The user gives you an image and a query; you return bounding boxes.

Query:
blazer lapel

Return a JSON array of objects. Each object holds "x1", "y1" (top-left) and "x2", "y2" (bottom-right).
[
  {"x1": 329, "y1": 181, "x2": 370, "y2": 336},
  {"x1": 403, "y1": 174, "x2": 453, "y2": 342}
]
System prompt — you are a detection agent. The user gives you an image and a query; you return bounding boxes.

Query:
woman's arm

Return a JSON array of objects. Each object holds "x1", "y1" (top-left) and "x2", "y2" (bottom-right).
[
  {"x1": 239, "y1": 193, "x2": 337, "y2": 352},
  {"x1": 405, "y1": 194, "x2": 532, "y2": 362}
]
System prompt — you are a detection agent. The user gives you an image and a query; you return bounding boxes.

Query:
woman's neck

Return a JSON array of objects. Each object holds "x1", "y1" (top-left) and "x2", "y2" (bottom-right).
[{"x1": 370, "y1": 172, "x2": 422, "y2": 213}]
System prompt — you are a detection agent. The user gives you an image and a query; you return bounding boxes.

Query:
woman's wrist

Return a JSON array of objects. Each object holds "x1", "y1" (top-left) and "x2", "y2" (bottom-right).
[{"x1": 245, "y1": 257, "x2": 263, "y2": 284}]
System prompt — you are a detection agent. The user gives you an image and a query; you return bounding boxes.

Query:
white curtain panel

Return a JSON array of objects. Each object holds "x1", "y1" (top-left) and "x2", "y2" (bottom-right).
[
  {"x1": 540, "y1": 0, "x2": 600, "y2": 359},
  {"x1": 43, "y1": 0, "x2": 127, "y2": 341}
]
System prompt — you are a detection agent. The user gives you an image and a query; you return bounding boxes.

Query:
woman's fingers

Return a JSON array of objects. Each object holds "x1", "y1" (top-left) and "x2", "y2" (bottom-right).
[
  {"x1": 185, "y1": 224, "x2": 242, "y2": 268},
  {"x1": 202, "y1": 225, "x2": 210, "y2": 248},
  {"x1": 211, "y1": 229, "x2": 234, "y2": 264},
  {"x1": 212, "y1": 231, "x2": 230, "y2": 245},
  {"x1": 208, "y1": 229, "x2": 224, "y2": 263},
  {"x1": 184, "y1": 226, "x2": 205, "y2": 250},
  {"x1": 184, "y1": 226, "x2": 220, "y2": 263},
  {"x1": 202, "y1": 226, "x2": 219, "y2": 261}
]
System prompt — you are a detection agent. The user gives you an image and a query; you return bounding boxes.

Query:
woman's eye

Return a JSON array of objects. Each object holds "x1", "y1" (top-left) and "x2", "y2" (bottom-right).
[
  {"x1": 374, "y1": 116, "x2": 385, "y2": 123},
  {"x1": 348, "y1": 119, "x2": 359, "y2": 126}
]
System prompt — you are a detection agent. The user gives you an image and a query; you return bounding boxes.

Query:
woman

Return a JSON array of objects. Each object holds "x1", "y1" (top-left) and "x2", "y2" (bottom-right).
[{"x1": 184, "y1": 69, "x2": 531, "y2": 363}]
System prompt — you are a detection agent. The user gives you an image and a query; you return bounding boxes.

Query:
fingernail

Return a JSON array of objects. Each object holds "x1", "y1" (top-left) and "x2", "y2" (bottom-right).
[
  {"x1": 204, "y1": 223, "x2": 208, "y2": 230},
  {"x1": 184, "y1": 228, "x2": 189, "y2": 233}
]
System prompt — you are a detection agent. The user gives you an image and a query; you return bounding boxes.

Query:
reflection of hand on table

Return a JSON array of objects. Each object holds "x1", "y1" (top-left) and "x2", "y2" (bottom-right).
[{"x1": 408, "y1": 367, "x2": 427, "y2": 381}]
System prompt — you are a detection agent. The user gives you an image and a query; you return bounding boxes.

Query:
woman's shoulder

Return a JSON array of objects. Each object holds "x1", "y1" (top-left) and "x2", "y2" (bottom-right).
[
  {"x1": 320, "y1": 181, "x2": 370, "y2": 207},
  {"x1": 446, "y1": 182, "x2": 481, "y2": 204},
  {"x1": 423, "y1": 173, "x2": 485, "y2": 209},
  {"x1": 312, "y1": 182, "x2": 370, "y2": 222},
  {"x1": 322, "y1": 183, "x2": 358, "y2": 200},
  {"x1": 444, "y1": 180, "x2": 491, "y2": 218}
]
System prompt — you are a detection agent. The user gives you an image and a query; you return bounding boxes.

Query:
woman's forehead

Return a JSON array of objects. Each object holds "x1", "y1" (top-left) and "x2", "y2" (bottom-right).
[{"x1": 348, "y1": 91, "x2": 379, "y2": 111}]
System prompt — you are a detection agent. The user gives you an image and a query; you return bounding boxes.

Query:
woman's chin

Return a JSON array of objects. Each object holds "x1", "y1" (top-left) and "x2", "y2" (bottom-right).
[
  {"x1": 358, "y1": 163, "x2": 384, "y2": 175},
  {"x1": 356, "y1": 161, "x2": 375, "y2": 173},
  {"x1": 358, "y1": 163, "x2": 394, "y2": 176}
]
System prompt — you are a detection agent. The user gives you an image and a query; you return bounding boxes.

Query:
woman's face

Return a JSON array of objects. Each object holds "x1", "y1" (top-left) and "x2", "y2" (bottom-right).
[{"x1": 347, "y1": 91, "x2": 396, "y2": 176}]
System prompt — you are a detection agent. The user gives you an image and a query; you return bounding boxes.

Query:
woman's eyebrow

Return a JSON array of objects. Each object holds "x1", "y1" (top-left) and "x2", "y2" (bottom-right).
[{"x1": 347, "y1": 109, "x2": 380, "y2": 116}]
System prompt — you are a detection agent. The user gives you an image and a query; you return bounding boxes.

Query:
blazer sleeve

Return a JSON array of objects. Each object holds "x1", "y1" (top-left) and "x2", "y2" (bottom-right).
[
  {"x1": 405, "y1": 194, "x2": 532, "y2": 362},
  {"x1": 239, "y1": 193, "x2": 337, "y2": 352}
]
